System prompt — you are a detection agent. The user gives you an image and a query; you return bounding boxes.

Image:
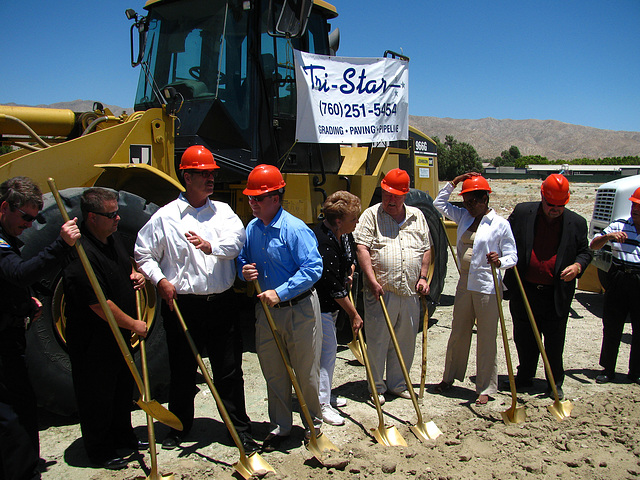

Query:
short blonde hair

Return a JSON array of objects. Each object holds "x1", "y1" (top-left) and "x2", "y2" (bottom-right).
[{"x1": 322, "y1": 191, "x2": 361, "y2": 226}]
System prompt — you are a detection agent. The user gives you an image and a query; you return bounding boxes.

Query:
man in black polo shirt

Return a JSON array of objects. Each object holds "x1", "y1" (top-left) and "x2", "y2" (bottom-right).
[{"x1": 63, "y1": 188, "x2": 148, "y2": 470}]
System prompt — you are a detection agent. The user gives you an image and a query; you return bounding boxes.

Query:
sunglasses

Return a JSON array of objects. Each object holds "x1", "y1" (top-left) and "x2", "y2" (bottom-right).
[
  {"x1": 16, "y1": 207, "x2": 44, "y2": 223},
  {"x1": 190, "y1": 170, "x2": 216, "y2": 178},
  {"x1": 91, "y1": 210, "x2": 119, "y2": 219},
  {"x1": 248, "y1": 193, "x2": 276, "y2": 202},
  {"x1": 543, "y1": 198, "x2": 565, "y2": 208}
]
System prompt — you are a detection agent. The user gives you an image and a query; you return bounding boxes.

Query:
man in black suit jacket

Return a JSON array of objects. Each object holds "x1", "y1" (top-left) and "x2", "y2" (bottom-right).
[{"x1": 503, "y1": 174, "x2": 592, "y2": 399}]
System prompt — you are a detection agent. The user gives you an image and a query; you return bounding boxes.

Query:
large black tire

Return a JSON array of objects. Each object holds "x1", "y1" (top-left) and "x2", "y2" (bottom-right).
[
  {"x1": 404, "y1": 188, "x2": 448, "y2": 317},
  {"x1": 19, "y1": 188, "x2": 169, "y2": 416}
]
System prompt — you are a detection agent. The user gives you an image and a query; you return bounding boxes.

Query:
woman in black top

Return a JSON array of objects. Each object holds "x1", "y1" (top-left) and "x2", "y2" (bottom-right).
[{"x1": 312, "y1": 191, "x2": 362, "y2": 426}]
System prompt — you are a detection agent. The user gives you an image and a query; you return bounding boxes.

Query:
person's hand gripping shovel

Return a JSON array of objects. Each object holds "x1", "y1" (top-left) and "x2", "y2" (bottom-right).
[
  {"x1": 253, "y1": 281, "x2": 339, "y2": 464},
  {"x1": 490, "y1": 264, "x2": 526, "y2": 425},
  {"x1": 378, "y1": 292, "x2": 442, "y2": 441},
  {"x1": 346, "y1": 273, "x2": 366, "y2": 365},
  {"x1": 348, "y1": 291, "x2": 406, "y2": 446},
  {"x1": 135, "y1": 290, "x2": 175, "y2": 480},
  {"x1": 48, "y1": 178, "x2": 182, "y2": 432},
  {"x1": 512, "y1": 267, "x2": 573, "y2": 420},
  {"x1": 172, "y1": 299, "x2": 274, "y2": 479}
]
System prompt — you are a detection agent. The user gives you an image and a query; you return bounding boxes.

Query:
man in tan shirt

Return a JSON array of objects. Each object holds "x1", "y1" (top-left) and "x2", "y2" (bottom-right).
[{"x1": 353, "y1": 169, "x2": 432, "y2": 404}]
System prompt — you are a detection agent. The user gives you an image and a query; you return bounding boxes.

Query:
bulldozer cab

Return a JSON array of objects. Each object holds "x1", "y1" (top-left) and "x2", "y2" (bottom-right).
[{"x1": 132, "y1": 0, "x2": 340, "y2": 186}]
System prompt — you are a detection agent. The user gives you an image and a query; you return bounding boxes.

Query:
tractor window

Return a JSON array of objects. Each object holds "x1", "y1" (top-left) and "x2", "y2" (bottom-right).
[
  {"x1": 134, "y1": 0, "x2": 250, "y2": 130},
  {"x1": 259, "y1": 4, "x2": 332, "y2": 118}
]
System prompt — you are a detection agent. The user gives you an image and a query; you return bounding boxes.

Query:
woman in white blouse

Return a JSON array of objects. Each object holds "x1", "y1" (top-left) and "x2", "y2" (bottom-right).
[{"x1": 432, "y1": 172, "x2": 517, "y2": 405}]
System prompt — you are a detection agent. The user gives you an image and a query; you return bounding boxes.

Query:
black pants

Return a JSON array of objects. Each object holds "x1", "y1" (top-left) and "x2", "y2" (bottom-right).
[
  {"x1": 162, "y1": 289, "x2": 250, "y2": 436},
  {"x1": 510, "y1": 284, "x2": 568, "y2": 388},
  {"x1": 0, "y1": 354, "x2": 40, "y2": 480},
  {"x1": 600, "y1": 268, "x2": 640, "y2": 377},
  {"x1": 68, "y1": 326, "x2": 135, "y2": 464}
]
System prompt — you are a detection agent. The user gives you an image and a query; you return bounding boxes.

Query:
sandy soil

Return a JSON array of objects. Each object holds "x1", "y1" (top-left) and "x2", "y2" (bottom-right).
[{"x1": 37, "y1": 179, "x2": 640, "y2": 480}]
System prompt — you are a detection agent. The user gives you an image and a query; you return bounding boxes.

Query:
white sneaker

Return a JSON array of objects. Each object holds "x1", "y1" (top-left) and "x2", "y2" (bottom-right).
[
  {"x1": 371, "y1": 393, "x2": 385, "y2": 405},
  {"x1": 321, "y1": 403, "x2": 345, "y2": 426},
  {"x1": 330, "y1": 395, "x2": 347, "y2": 407}
]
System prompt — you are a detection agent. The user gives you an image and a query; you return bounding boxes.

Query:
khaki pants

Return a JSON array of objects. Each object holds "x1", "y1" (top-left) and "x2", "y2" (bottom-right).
[
  {"x1": 364, "y1": 290, "x2": 420, "y2": 394},
  {"x1": 442, "y1": 274, "x2": 499, "y2": 395},
  {"x1": 255, "y1": 292, "x2": 323, "y2": 436}
]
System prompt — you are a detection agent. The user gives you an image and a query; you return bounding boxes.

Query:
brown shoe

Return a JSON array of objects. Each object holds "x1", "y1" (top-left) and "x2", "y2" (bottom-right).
[{"x1": 433, "y1": 381, "x2": 452, "y2": 394}]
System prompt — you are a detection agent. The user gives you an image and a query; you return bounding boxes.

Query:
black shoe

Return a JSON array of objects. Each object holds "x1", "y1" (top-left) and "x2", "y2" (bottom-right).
[
  {"x1": 100, "y1": 456, "x2": 129, "y2": 470},
  {"x1": 596, "y1": 371, "x2": 615, "y2": 384},
  {"x1": 261, "y1": 434, "x2": 288, "y2": 453},
  {"x1": 162, "y1": 433, "x2": 182, "y2": 450},
  {"x1": 118, "y1": 439, "x2": 150, "y2": 452},
  {"x1": 499, "y1": 377, "x2": 532, "y2": 391},
  {"x1": 547, "y1": 385, "x2": 564, "y2": 400},
  {"x1": 237, "y1": 432, "x2": 260, "y2": 454},
  {"x1": 627, "y1": 373, "x2": 640, "y2": 384}
]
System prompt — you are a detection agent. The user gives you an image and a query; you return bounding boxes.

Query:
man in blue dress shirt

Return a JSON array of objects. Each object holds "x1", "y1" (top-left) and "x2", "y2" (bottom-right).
[{"x1": 237, "y1": 164, "x2": 323, "y2": 452}]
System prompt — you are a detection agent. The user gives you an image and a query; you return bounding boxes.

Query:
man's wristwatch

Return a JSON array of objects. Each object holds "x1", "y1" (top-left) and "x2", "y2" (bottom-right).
[{"x1": 419, "y1": 275, "x2": 427, "y2": 280}]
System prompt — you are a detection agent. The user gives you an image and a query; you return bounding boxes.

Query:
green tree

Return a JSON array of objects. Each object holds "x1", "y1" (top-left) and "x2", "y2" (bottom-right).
[
  {"x1": 0, "y1": 145, "x2": 11, "y2": 155},
  {"x1": 434, "y1": 135, "x2": 483, "y2": 180}
]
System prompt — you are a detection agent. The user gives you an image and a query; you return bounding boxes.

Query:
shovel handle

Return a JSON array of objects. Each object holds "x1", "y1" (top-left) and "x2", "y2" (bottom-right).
[
  {"x1": 253, "y1": 281, "x2": 319, "y2": 442},
  {"x1": 47, "y1": 178, "x2": 146, "y2": 396},
  {"x1": 491, "y1": 264, "x2": 518, "y2": 409},
  {"x1": 512, "y1": 267, "x2": 561, "y2": 402},
  {"x1": 378, "y1": 295, "x2": 424, "y2": 423},
  {"x1": 419, "y1": 296, "x2": 428, "y2": 399},
  {"x1": 172, "y1": 300, "x2": 249, "y2": 459}
]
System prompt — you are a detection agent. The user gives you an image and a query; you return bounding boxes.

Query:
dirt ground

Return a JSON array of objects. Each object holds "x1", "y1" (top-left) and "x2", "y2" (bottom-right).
[{"x1": 37, "y1": 179, "x2": 640, "y2": 480}]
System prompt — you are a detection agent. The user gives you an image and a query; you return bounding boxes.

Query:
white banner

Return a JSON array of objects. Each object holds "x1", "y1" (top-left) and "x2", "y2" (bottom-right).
[{"x1": 294, "y1": 50, "x2": 409, "y2": 144}]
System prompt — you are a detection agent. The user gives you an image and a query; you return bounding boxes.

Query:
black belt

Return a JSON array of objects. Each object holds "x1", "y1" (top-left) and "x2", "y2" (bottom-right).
[
  {"x1": 179, "y1": 291, "x2": 228, "y2": 302},
  {"x1": 274, "y1": 289, "x2": 314, "y2": 308},
  {"x1": 524, "y1": 281, "x2": 553, "y2": 291},
  {"x1": 612, "y1": 262, "x2": 640, "y2": 274}
]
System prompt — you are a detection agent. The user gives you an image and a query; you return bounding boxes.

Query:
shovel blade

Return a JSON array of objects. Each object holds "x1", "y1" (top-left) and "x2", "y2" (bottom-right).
[
  {"x1": 305, "y1": 432, "x2": 339, "y2": 463},
  {"x1": 136, "y1": 399, "x2": 183, "y2": 431},
  {"x1": 233, "y1": 452, "x2": 275, "y2": 480},
  {"x1": 372, "y1": 425, "x2": 407, "y2": 446},
  {"x1": 548, "y1": 399, "x2": 573, "y2": 421},
  {"x1": 501, "y1": 405, "x2": 527, "y2": 425},
  {"x1": 410, "y1": 421, "x2": 442, "y2": 442},
  {"x1": 348, "y1": 339, "x2": 366, "y2": 365}
]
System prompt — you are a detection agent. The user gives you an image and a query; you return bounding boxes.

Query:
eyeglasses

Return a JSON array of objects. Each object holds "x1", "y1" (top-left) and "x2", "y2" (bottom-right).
[
  {"x1": 248, "y1": 193, "x2": 275, "y2": 202},
  {"x1": 16, "y1": 207, "x2": 40, "y2": 222},
  {"x1": 462, "y1": 197, "x2": 480, "y2": 207},
  {"x1": 543, "y1": 198, "x2": 565, "y2": 208},
  {"x1": 91, "y1": 210, "x2": 119, "y2": 219},
  {"x1": 190, "y1": 170, "x2": 216, "y2": 178}
]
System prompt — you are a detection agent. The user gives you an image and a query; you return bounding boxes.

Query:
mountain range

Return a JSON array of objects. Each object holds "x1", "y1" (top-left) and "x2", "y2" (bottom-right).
[{"x1": 4, "y1": 100, "x2": 639, "y2": 161}]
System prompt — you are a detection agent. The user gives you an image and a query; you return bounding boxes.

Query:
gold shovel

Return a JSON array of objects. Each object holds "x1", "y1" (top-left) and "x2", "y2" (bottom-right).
[
  {"x1": 253, "y1": 281, "x2": 339, "y2": 462},
  {"x1": 346, "y1": 277, "x2": 366, "y2": 365},
  {"x1": 347, "y1": 326, "x2": 366, "y2": 366},
  {"x1": 172, "y1": 300, "x2": 275, "y2": 479},
  {"x1": 48, "y1": 178, "x2": 182, "y2": 432},
  {"x1": 490, "y1": 265, "x2": 526, "y2": 425},
  {"x1": 419, "y1": 296, "x2": 430, "y2": 400},
  {"x1": 349, "y1": 292, "x2": 406, "y2": 446},
  {"x1": 379, "y1": 296, "x2": 442, "y2": 441},
  {"x1": 512, "y1": 268, "x2": 573, "y2": 421},
  {"x1": 136, "y1": 291, "x2": 175, "y2": 480}
]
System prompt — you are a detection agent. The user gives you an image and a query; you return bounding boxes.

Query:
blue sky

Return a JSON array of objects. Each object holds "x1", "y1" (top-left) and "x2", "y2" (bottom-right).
[{"x1": 1, "y1": 0, "x2": 638, "y2": 132}]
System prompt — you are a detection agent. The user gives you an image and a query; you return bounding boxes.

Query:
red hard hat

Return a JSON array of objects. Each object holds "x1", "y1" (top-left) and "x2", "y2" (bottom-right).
[
  {"x1": 381, "y1": 168, "x2": 410, "y2": 195},
  {"x1": 629, "y1": 187, "x2": 640, "y2": 205},
  {"x1": 459, "y1": 175, "x2": 491, "y2": 195},
  {"x1": 541, "y1": 173, "x2": 570, "y2": 206},
  {"x1": 179, "y1": 145, "x2": 219, "y2": 170},
  {"x1": 243, "y1": 164, "x2": 286, "y2": 196}
]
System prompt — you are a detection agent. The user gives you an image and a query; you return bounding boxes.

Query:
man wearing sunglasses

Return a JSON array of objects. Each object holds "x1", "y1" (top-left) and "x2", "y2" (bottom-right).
[
  {"x1": 62, "y1": 187, "x2": 149, "y2": 470},
  {"x1": 504, "y1": 173, "x2": 591, "y2": 400},
  {"x1": 135, "y1": 146, "x2": 257, "y2": 453},
  {"x1": 0, "y1": 176, "x2": 80, "y2": 480},
  {"x1": 237, "y1": 164, "x2": 323, "y2": 452}
]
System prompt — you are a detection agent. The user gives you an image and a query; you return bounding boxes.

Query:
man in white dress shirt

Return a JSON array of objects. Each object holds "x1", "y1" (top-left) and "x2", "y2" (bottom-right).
[{"x1": 135, "y1": 146, "x2": 257, "y2": 452}]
